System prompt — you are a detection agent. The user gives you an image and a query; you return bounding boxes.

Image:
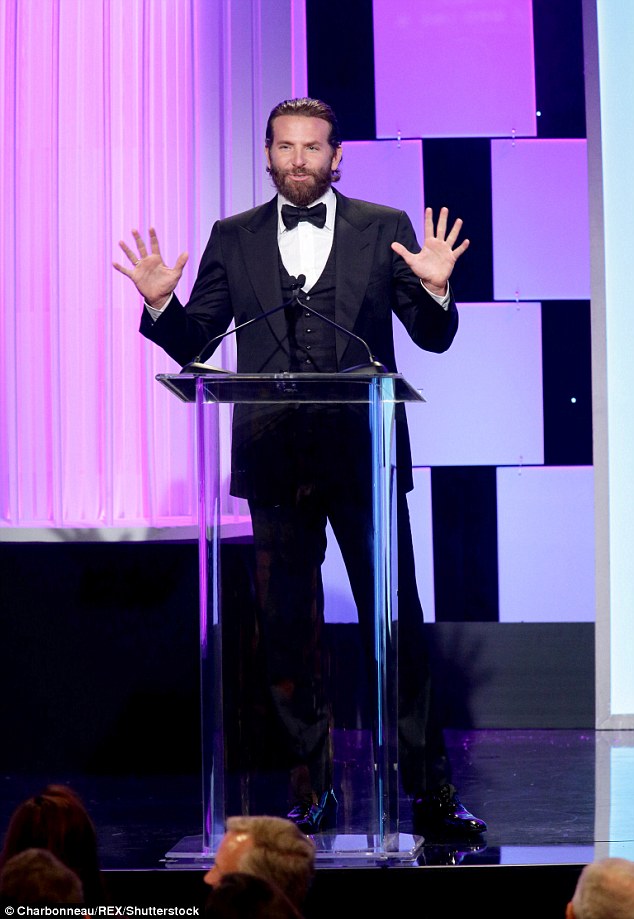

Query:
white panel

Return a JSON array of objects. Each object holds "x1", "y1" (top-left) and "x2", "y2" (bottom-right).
[
  {"x1": 323, "y1": 522, "x2": 357, "y2": 624},
  {"x1": 231, "y1": 0, "x2": 294, "y2": 211},
  {"x1": 492, "y1": 139, "x2": 591, "y2": 300},
  {"x1": 290, "y1": 0, "x2": 308, "y2": 97},
  {"x1": 497, "y1": 466, "x2": 595, "y2": 623},
  {"x1": 609, "y1": 746, "x2": 634, "y2": 857},
  {"x1": 373, "y1": 0, "x2": 536, "y2": 139},
  {"x1": 500, "y1": 846, "x2": 595, "y2": 866},
  {"x1": 396, "y1": 303, "x2": 544, "y2": 467},
  {"x1": 587, "y1": 0, "x2": 634, "y2": 723},
  {"x1": 338, "y1": 140, "x2": 424, "y2": 243},
  {"x1": 596, "y1": 732, "x2": 634, "y2": 859}
]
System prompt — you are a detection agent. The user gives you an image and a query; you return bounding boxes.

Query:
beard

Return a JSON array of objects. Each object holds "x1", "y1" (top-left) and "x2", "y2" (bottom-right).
[{"x1": 268, "y1": 161, "x2": 333, "y2": 207}]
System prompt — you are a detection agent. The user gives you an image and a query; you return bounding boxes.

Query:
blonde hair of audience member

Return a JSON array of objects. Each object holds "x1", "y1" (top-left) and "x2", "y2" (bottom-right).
[
  {"x1": 204, "y1": 816, "x2": 315, "y2": 908},
  {"x1": 0, "y1": 848, "x2": 84, "y2": 905},
  {"x1": 568, "y1": 857, "x2": 634, "y2": 919}
]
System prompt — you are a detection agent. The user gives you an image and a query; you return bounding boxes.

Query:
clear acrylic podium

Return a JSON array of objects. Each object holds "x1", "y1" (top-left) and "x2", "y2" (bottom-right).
[{"x1": 158, "y1": 371, "x2": 424, "y2": 863}]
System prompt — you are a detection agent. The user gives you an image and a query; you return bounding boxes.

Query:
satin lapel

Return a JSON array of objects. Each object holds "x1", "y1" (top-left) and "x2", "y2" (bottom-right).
[
  {"x1": 237, "y1": 198, "x2": 287, "y2": 343},
  {"x1": 334, "y1": 193, "x2": 379, "y2": 367}
]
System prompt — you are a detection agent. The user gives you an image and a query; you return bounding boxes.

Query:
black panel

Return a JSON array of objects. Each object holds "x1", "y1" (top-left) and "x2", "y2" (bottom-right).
[
  {"x1": 422, "y1": 139, "x2": 493, "y2": 303},
  {"x1": 0, "y1": 542, "x2": 201, "y2": 773},
  {"x1": 306, "y1": 0, "x2": 376, "y2": 140},
  {"x1": 426, "y1": 622, "x2": 594, "y2": 729},
  {"x1": 431, "y1": 467, "x2": 499, "y2": 622},
  {"x1": 541, "y1": 300, "x2": 593, "y2": 466},
  {"x1": 533, "y1": 0, "x2": 587, "y2": 139}
]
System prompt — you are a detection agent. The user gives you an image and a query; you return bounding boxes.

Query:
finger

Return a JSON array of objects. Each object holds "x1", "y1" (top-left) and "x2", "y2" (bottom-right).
[
  {"x1": 424, "y1": 207, "x2": 434, "y2": 238},
  {"x1": 132, "y1": 229, "x2": 149, "y2": 259},
  {"x1": 119, "y1": 240, "x2": 140, "y2": 267},
  {"x1": 174, "y1": 252, "x2": 189, "y2": 271},
  {"x1": 113, "y1": 261, "x2": 133, "y2": 279},
  {"x1": 391, "y1": 241, "x2": 414, "y2": 263},
  {"x1": 453, "y1": 238, "x2": 470, "y2": 258},
  {"x1": 446, "y1": 217, "x2": 464, "y2": 248},
  {"x1": 148, "y1": 227, "x2": 162, "y2": 260},
  {"x1": 436, "y1": 206, "x2": 449, "y2": 239}
]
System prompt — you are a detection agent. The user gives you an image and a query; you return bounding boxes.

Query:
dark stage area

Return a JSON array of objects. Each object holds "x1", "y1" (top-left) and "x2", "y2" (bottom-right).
[
  {"x1": 0, "y1": 540, "x2": 626, "y2": 919},
  {"x1": 0, "y1": 729, "x2": 610, "y2": 918},
  {"x1": 0, "y1": 729, "x2": 598, "y2": 864}
]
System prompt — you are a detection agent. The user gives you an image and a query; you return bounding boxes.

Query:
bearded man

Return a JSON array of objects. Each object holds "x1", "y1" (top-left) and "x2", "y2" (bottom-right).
[{"x1": 114, "y1": 97, "x2": 486, "y2": 840}]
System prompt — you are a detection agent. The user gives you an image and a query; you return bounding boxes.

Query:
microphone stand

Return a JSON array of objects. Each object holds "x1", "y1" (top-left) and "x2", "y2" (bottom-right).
[
  {"x1": 180, "y1": 276, "x2": 387, "y2": 375},
  {"x1": 180, "y1": 279, "x2": 306, "y2": 374}
]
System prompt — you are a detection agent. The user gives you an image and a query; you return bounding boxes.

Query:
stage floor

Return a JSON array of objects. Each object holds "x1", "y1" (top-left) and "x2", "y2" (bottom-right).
[{"x1": 2, "y1": 728, "x2": 633, "y2": 871}]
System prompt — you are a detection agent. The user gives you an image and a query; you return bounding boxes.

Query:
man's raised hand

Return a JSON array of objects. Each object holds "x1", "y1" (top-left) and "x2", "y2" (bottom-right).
[
  {"x1": 113, "y1": 228, "x2": 188, "y2": 310},
  {"x1": 391, "y1": 207, "x2": 469, "y2": 297}
]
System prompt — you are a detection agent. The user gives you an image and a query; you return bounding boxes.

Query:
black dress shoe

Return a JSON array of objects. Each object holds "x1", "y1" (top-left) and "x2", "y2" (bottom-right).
[
  {"x1": 412, "y1": 785, "x2": 487, "y2": 839},
  {"x1": 287, "y1": 788, "x2": 338, "y2": 834},
  {"x1": 417, "y1": 842, "x2": 488, "y2": 866}
]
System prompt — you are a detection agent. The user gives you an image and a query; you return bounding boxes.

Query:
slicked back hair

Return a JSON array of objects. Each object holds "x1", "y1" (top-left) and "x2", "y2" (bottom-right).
[{"x1": 265, "y1": 98, "x2": 342, "y2": 181}]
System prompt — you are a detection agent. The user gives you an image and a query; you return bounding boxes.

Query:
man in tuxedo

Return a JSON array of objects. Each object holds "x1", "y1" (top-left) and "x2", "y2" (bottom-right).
[{"x1": 114, "y1": 97, "x2": 486, "y2": 839}]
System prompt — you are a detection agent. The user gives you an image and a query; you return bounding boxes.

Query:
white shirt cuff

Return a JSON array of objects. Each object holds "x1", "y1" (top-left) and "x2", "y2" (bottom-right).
[
  {"x1": 144, "y1": 293, "x2": 174, "y2": 321},
  {"x1": 421, "y1": 280, "x2": 450, "y2": 310}
]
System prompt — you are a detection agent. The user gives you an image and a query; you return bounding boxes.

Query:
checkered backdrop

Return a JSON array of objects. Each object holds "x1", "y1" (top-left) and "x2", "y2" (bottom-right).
[{"x1": 307, "y1": 0, "x2": 594, "y2": 625}]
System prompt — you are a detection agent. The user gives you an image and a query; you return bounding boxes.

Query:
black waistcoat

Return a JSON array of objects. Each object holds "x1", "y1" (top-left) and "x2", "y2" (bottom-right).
[{"x1": 279, "y1": 243, "x2": 337, "y2": 372}]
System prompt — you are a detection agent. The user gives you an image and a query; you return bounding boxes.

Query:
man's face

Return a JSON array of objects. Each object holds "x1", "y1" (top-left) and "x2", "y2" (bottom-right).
[
  {"x1": 265, "y1": 115, "x2": 343, "y2": 207},
  {"x1": 203, "y1": 830, "x2": 255, "y2": 887}
]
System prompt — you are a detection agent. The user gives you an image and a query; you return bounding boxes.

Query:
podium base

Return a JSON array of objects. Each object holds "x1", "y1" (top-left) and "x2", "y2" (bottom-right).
[{"x1": 164, "y1": 833, "x2": 424, "y2": 865}]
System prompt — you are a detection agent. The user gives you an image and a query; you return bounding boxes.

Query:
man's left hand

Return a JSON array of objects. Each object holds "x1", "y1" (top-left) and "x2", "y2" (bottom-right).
[{"x1": 391, "y1": 206, "x2": 469, "y2": 297}]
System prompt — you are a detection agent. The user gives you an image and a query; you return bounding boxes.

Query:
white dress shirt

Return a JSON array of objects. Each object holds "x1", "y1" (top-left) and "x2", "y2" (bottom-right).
[{"x1": 277, "y1": 188, "x2": 336, "y2": 292}]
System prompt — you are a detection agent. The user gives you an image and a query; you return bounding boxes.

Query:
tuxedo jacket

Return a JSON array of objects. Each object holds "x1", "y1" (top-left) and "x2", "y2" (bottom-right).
[{"x1": 140, "y1": 189, "x2": 459, "y2": 497}]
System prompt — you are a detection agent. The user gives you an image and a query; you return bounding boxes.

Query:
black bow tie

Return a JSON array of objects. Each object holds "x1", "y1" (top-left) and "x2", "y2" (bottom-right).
[{"x1": 281, "y1": 202, "x2": 327, "y2": 230}]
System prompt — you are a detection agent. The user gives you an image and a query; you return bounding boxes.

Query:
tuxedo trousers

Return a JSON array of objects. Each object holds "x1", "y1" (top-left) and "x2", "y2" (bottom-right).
[{"x1": 245, "y1": 411, "x2": 451, "y2": 800}]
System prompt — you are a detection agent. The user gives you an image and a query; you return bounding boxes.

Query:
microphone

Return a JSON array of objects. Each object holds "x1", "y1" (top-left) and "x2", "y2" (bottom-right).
[{"x1": 180, "y1": 276, "x2": 308, "y2": 374}]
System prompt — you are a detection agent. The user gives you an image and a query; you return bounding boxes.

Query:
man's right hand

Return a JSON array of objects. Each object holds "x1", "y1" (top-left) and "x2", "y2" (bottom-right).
[{"x1": 113, "y1": 227, "x2": 188, "y2": 311}]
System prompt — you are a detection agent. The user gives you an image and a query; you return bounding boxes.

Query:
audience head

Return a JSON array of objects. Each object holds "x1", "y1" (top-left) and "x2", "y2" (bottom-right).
[
  {"x1": 0, "y1": 784, "x2": 104, "y2": 904},
  {"x1": 204, "y1": 871, "x2": 303, "y2": 919},
  {"x1": 0, "y1": 848, "x2": 84, "y2": 905},
  {"x1": 568, "y1": 856, "x2": 634, "y2": 919},
  {"x1": 204, "y1": 816, "x2": 315, "y2": 908}
]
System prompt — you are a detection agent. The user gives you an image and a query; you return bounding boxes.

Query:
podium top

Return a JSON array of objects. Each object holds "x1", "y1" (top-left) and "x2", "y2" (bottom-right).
[{"x1": 156, "y1": 371, "x2": 425, "y2": 405}]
